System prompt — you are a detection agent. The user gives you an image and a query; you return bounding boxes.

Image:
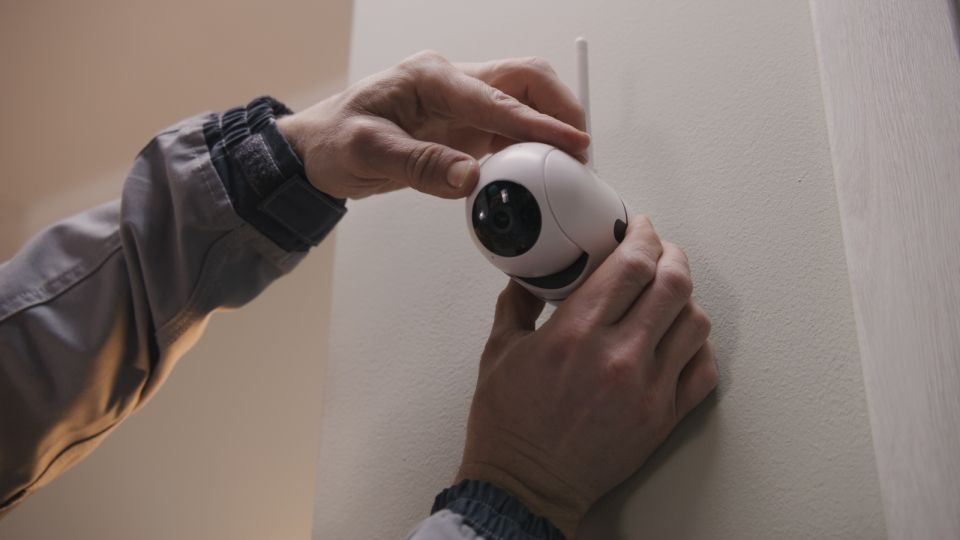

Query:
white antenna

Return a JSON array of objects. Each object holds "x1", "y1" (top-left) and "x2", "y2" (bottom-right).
[{"x1": 575, "y1": 37, "x2": 594, "y2": 168}]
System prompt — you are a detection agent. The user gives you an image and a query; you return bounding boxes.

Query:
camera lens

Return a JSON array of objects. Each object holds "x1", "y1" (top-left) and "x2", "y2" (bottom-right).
[
  {"x1": 472, "y1": 180, "x2": 541, "y2": 257},
  {"x1": 492, "y1": 210, "x2": 512, "y2": 231}
]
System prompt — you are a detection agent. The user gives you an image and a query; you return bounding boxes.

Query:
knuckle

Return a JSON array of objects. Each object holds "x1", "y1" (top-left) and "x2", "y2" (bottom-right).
[
  {"x1": 631, "y1": 214, "x2": 654, "y2": 233},
  {"x1": 690, "y1": 304, "x2": 712, "y2": 339},
  {"x1": 522, "y1": 56, "x2": 555, "y2": 75},
  {"x1": 626, "y1": 215, "x2": 662, "y2": 251},
  {"x1": 619, "y1": 248, "x2": 657, "y2": 283},
  {"x1": 417, "y1": 49, "x2": 446, "y2": 62},
  {"x1": 405, "y1": 143, "x2": 445, "y2": 187},
  {"x1": 666, "y1": 242, "x2": 690, "y2": 267},
  {"x1": 601, "y1": 355, "x2": 637, "y2": 388},
  {"x1": 346, "y1": 72, "x2": 413, "y2": 114},
  {"x1": 705, "y1": 362, "x2": 720, "y2": 389},
  {"x1": 488, "y1": 86, "x2": 521, "y2": 108},
  {"x1": 407, "y1": 49, "x2": 445, "y2": 65},
  {"x1": 399, "y1": 50, "x2": 449, "y2": 77},
  {"x1": 699, "y1": 356, "x2": 720, "y2": 391},
  {"x1": 659, "y1": 265, "x2": 693, "y2": 300},
  {"x1": 343, "y1": 117, "x2": 381, "y2": 157}
]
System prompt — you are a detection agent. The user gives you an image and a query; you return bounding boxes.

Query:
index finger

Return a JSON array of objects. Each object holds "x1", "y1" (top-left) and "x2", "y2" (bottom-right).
[
  {"x1": 559, "y1": 215, "x2": 664, "y2": 326},
  {"x1": 458, "y1": 57, "x2": 587, "y2": 132},
  {"x1": 419, "y1": 60, "x2": 590, "y2": 156}
]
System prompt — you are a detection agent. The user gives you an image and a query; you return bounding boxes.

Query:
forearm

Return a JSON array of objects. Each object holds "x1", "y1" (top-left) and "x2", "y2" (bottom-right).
[{"x1": 0, "y1": 98, "x2": 344, "y2": 513}]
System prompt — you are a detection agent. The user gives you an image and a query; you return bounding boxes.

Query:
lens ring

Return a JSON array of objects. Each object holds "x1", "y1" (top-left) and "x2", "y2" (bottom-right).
[{"x1": 472, "y1": 180, "x2": 541, "y2": 257}]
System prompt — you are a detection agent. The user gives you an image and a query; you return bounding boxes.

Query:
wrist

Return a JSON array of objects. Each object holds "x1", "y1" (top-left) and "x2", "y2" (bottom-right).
[
  {"x1": 203, "y1": 96, "x2": 345, "y2": 251},
  {"x1": 456, "y1": 461, "x2": 587, "y2": 539},
  {"x1": 275, "y1": 95, "x2": 347, "y2": 198},
  {"x1": 275, "y1": 113, "x2": 305, "y2": 161}
]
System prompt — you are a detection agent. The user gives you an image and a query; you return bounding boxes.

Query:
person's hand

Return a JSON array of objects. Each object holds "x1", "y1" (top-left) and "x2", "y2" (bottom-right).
[
  {"x1": 457, "y1": 216, "x2": 717, "y2": 538},
  {"x1": 276, "y1": 51, "x2": 590, "y2": 200}
]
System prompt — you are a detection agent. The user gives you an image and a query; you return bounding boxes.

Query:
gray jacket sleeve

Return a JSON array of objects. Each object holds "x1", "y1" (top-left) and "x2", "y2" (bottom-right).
[
  {"x1": 0, "y1": 111, "x2": 334, "y2": 514},
  {"x1": 408, "y1": 511, "x2": 484, "y2": 540},
  {"x1": 0, "y1": 101, "x2": 557, "y2": 540},
  {"x1": 408, "y1": 480, "x2": 566, "y2": 539}
]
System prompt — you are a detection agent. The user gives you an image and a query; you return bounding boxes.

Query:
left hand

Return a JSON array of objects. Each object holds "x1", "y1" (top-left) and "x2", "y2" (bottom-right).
[
  {"x1": 277, "y1": 50, "x2": 590, "y2": 200},
  {"x1": 457, "y1": 217, "x2": 717, "y2": 537}
]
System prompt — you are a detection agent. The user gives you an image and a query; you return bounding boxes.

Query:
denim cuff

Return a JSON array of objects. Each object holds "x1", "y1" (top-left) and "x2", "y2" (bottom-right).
[
  {"x1": 432, "y1": 480, "x2": 566, "y2": 540},
  {"x1": 203, "y1": 96, "x2": 346, "y2": 252}
]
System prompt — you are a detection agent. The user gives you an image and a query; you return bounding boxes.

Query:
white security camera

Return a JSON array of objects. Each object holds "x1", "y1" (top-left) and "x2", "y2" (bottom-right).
[
  {"x1": 465, "y1": 38, "x2": 629, "y2": 302},
  {"x1": 465, "y1": 143, "x2": 627, "y2": 302}
]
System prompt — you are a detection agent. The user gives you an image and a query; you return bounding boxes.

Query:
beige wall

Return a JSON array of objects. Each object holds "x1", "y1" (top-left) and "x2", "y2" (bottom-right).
[
  {"x1": 0, "y1": 206, "x2": 23, "y2": 262},
  {"x1": 312, "y1": 1, "x2": 886, "y2": 538},
  {"x1": 0, "y1": 1, "x2": 351, "y2": 538}
]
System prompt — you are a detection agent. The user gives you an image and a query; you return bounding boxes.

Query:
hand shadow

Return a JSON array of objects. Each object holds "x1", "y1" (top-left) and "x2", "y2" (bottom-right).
[
  {"x1": 578, "y1": 392, "x2": 721, "y2": 540},
  {"x1": 576, "y1": 254, "x2": 740, "y2": 539}
]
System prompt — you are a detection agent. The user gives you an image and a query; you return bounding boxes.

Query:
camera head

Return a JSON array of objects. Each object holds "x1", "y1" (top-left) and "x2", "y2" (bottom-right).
[{"x1": 466, "y1": 142, "x2": 627, "y2": 302}]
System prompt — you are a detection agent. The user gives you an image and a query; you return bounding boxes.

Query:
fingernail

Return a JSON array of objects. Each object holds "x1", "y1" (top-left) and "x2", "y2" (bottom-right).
[{"x1": 447, "y1": 160, "x2": 476, "y2": 189}]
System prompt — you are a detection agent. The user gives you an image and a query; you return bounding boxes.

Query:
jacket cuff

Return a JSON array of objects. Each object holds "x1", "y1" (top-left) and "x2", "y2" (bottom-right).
[
  {"x1": 203, "y1": 96, "x2": 346, "y2": 252},
  {"x1": 432, "y1": 480, "x2": 566, "y2": 540}
]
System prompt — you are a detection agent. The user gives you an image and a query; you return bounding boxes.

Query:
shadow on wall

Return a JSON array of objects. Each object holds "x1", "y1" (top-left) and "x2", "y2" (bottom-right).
[
  {"x1": 579, "y1": 91, "x2": 745, "y2": 537},
  {"x1": 579, "y1": 260, "x2": 742, "y2": 540},
  {"x1": 950, "y1": 0, "x2": 960, "y2": 57}
]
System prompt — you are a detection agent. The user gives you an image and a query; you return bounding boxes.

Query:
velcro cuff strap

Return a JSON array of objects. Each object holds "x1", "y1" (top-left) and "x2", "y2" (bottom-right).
[{"x1": 258, "y1": 176, "x2": 346, "y2": 246}]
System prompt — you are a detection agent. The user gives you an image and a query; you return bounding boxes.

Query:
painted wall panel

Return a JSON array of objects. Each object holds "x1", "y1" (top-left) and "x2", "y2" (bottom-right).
[{"x1": 313, "y1": 2, "x2": 886, "y2": 538}]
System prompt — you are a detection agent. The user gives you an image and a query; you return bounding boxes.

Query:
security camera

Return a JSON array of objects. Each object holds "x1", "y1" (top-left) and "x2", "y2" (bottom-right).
[
  {"x1": 466, "y1": 143, "x2": 627, "y2": 302},
  {"x1": 465, "y1": 38, "x2": 629, "y2": 302}
]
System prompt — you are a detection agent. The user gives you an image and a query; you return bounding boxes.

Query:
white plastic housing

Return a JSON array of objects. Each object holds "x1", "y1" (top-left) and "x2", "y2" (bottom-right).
[{"x1": 466, "y1": 142, "x2": 627, "y2": 302}]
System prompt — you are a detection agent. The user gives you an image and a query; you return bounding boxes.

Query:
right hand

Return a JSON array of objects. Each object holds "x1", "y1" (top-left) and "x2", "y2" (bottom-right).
[
  {"x1": 457, "y1": 216, "x2": 717, "y2": 538},
  {"x1": 277, "y1": 51, "x2": 589, "y2": 200}
]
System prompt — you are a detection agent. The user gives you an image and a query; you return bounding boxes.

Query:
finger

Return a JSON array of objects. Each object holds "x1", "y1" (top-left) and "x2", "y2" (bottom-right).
[
  {"x1": 453, "y1": 77, "x2": 590, "y2": 157},
  {"x1": 345, "y1": 117, "x2": 480, "y2": 199},
  {"x1": 561, "y1": 215, "x2": 663, "y2": 326},
  {"x1": 489, "y1": 280, "x2": 545, "y2": 348},
  {"x1": 655, "y1": 301, "x2": 712, "y2": 379},
  {"x1": 459, "y1": 57, "x2": 587, "y2": 132},
  {"x1": 419, "y1": 60, "x2": 590, "y2": 157},
  {"x1": 675, "y1": 341, "x2": 718, "y2": 419},
  {"x1": 619, "y1": 242, "x2": 692, "y2": 348},
  {"x1": 518, "y1": 60, "x2": 586, "y2": 132}
]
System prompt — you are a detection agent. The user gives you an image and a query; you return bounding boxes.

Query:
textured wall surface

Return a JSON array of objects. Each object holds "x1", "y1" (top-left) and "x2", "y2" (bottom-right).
[
  {"x1": 810, "y1": 1, "x2": 960, "y2": 538},
  {"x1": 312, "y1": 1, "x2": 886, "y2": 538}
]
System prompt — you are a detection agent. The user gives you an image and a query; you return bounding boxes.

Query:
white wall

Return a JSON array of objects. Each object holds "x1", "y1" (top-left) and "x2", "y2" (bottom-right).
[
  {"x1": 312, "y1": 1, "x2": 886, "y2": 538},
  {"x1": 810, "y1": 1, "x2": 960, "y2": 537},
  {"x1": 0, "y1": 1, "x2": 351, "y2": 538}
]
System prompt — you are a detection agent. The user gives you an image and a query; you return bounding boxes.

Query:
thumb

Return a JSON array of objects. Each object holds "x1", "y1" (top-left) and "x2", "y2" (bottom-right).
[
  {"x1": 489, "y1": 280, "x2": 545, "y2": 346},
  {"x1": 360, "y1": 121, "x2": 480, "y2": 199}
]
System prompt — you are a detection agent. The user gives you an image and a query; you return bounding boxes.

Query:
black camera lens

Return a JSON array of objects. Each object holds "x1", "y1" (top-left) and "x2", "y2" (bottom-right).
[
  {"x1": 472, "y1": 180, "x2": 541, "y2": 257},
  {"x1": 492, "y1": 210, "x2": 512, "y2": 231}
]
